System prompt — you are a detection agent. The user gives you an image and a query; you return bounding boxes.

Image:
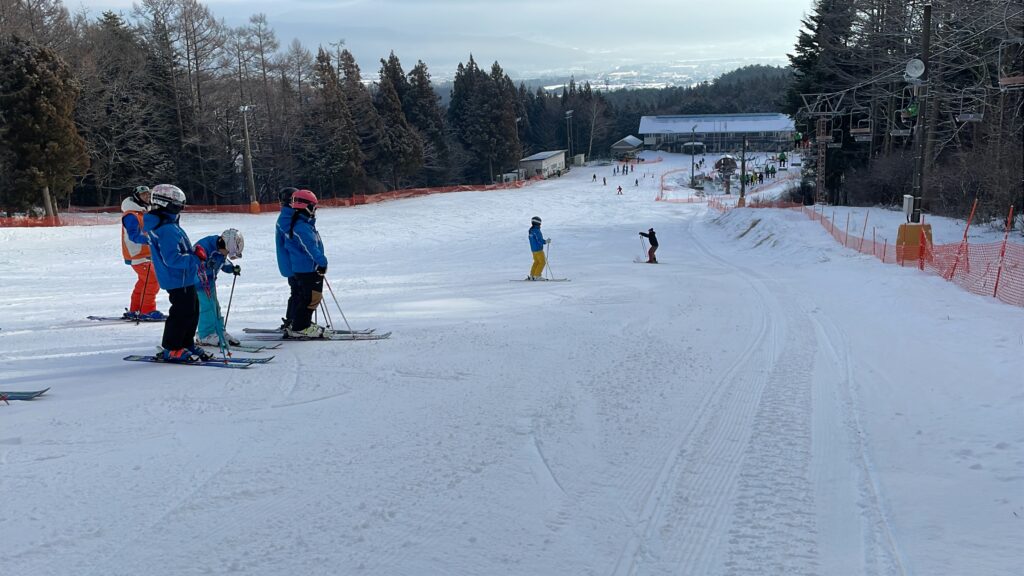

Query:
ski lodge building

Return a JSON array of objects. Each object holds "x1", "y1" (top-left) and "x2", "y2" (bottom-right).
[
  {"x1": 638, "y1": 113, "x2": 795, "y2": 153},
  {"x1": 519, "y1": 150, "x2": 567, "y2": 178}
]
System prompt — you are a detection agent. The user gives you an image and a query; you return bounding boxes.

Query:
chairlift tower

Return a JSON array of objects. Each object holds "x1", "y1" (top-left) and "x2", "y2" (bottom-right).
[{"x1": 800, "y1": 92, "x2": 846, "y2": 204}]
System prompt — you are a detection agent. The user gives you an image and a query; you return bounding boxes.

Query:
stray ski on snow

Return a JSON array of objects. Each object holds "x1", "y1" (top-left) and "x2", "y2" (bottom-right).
[
  {"x1": 248, "y1": 331, "x2": 391, "y2": 342},
  {"x1": 0, "y1": 388, "x2": 50, "y2": 401},
  {"x1": 243, "y1": 327, "x2": 375, "y2": 335},
  {"x1": 510, "y1": 278, "x2": 571, "y2": 282}
]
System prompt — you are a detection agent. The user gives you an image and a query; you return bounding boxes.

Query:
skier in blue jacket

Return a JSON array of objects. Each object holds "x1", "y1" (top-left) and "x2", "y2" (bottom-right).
[
  {"x1": 144, "y1": 184, "x2": 211, "y2": 362},
  {"x1": 275, "y1": 187, "x2": 299, "y2": 331},
  {"x1": 194, "y1": 229, "x2": 244, "y2": 348},
  {"x1": 283, "y1": 189, "x2": 330, "y2": 338},
  {"x1": 527, "y1": 216, "x2": 551, "y2": 280}
]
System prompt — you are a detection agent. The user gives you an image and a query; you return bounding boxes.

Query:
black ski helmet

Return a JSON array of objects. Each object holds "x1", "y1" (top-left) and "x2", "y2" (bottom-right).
[
  {"x1": 279, "y1": 187, "x2": 298, "y2": 207},
  {"x1": 132, "y1": 185, "x2": 151, "y2": 207},
  {"x1": 531, "y1": 216, "x2": 542, "y2": 226}
]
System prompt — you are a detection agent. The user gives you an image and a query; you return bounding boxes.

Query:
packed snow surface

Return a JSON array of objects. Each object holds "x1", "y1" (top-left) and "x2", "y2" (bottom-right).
[{"x1": 1, "y1": 153, "x2": 1021, "y2": 576}]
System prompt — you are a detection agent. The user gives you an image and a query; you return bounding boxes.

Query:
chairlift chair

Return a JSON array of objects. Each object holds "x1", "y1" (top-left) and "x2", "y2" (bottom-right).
[
  {"x1": 997, "y1": 39, "x2": 1024, "y2": 91},
  {"x1": 890, "y1": 110, "x2": 912, "y2": 137},
  {"x1": 955, "y1": 87, "x2": 986, "y2": 122},
  {"x1": 827, "y1": 128, "x2": 843, "y2": 148}
]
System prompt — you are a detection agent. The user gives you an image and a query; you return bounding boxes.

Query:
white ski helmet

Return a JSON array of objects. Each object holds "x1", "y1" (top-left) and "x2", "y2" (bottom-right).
[
  {"x1": 531, "y1": 216, "x2": 542, "y2": 226},
  {"x1": 221, "y1": 228, "x2": 244, "y2": 259},
  {"x1": 150, "y1": 184, "x2": 186, "y2": 214}
]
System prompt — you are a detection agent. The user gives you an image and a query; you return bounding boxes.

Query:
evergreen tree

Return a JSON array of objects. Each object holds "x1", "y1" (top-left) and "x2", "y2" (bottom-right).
[
  {"x1": 299, "y1": 48, "x2": 364, "y2": 196},
  {"x1": 406, "y1": 60, "x2": 451, "y2": 185},
  {"x1": 375, "y1": 66, "x2": 423, "y2": 190},
  {"x1": 0, "y1": 35, "x2": 88, "y2": 217},
  {"x1": 338, "y1": 48, "x2": 387, "y2": 186}
]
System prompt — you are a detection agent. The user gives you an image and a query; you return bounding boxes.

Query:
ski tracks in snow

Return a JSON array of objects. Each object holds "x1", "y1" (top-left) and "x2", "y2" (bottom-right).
[{"x1": 610, "y1": 208, "x2": 902, "y2": 576}]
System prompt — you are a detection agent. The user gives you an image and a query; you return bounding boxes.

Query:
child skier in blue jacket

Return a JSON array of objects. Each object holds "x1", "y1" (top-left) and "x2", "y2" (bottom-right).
[
  {"x1": 144, "y1": 184, "x2": 211, "y2": 362},
  {"x1": 527, "y1": 216, "x2": 551, "y2": 280},
  {"x1": 194, "y1": 229, "x2": 244, "y2": 347},
  {"x1": 275, "y1": 187, "x2": 299, "y2": 331},
  {"x1": 283, "y1": 189, "x2": 330, "y2": 338}
]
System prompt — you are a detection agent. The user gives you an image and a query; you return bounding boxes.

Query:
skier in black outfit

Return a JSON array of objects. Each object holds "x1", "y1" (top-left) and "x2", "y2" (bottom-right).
[{"x1": 639, "y1": 228, "x2": 658, "y2": 263}]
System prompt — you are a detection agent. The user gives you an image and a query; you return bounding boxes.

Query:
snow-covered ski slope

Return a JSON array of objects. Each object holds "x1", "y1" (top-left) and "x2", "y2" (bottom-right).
[{"x1": 1, "y1": 153, "x2": 1021, "y2": 576}]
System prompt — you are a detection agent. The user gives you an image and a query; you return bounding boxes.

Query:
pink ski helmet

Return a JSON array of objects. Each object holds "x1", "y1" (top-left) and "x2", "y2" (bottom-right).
[{"x1": 291, "y1": 189, "x2": 318, "y2": 211}]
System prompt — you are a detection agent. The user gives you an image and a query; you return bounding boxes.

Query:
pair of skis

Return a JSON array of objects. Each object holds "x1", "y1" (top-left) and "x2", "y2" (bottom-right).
[
  {"x1": 242, "y1": 327, "x2": 392, "y2": 341},
  {"x1": 123, "y1": 351, "x2": 274, "y2": 369}
]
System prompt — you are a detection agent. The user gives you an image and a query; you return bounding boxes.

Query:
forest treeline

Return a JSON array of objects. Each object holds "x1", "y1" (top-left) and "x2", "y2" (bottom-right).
[
  {"x1": 0, "y1": 0, "x2": 790, "y2": 214},
  {"x1": 785, "y1": 0, "x2": 1023, "y2": 223}
]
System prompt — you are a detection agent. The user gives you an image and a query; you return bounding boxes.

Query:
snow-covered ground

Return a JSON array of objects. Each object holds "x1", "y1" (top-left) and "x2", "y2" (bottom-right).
[{"x1": 1, "y1": 153, "x2": 1021, "y2": 576}]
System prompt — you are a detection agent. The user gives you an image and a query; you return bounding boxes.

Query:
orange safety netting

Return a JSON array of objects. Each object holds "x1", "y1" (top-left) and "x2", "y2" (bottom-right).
[
  {"x1": 733, "y1": 203, "x2": 1024, "y2": 309},
  {"x1": 0, "y1": 180, "x2": 537, "y2": 227}
]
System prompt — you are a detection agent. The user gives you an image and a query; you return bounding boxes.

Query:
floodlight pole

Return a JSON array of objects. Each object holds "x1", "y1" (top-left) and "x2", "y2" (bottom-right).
[
  {"x1": 910, "y1": 3, "x2": 932, "y2": 223},
  {"x1": 690, "y1": 124, "x2": 697, "y2": 187},
  {"x1": 565, "y1": 110, "x2": 574, "y2": 159},
  {"x1": 240, "y1": 105, "x2": 259, "y2": 213}
]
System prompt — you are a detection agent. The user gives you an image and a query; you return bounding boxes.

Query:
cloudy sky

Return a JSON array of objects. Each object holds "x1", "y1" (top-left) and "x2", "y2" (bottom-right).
[{"x1": 69, "y1": 0, "x2": 815, "y2": 77}]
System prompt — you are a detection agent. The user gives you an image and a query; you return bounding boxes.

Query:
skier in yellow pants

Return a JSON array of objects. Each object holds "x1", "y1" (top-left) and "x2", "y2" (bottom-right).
[{"x1": 527, "y1": 216, "x2": 551, "y2": 280}]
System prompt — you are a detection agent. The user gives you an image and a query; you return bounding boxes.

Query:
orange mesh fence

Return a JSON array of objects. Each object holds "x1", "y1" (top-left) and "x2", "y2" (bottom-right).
[
  {"x1": 1, "y1": 180, "x2": 537, "y2": 227},
  {"x1": 725, "y1": 203, "x2": 1024, "y2": 308}
]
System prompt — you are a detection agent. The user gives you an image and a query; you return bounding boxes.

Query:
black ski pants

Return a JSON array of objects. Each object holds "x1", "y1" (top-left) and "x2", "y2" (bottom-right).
[
  {"x1": 292, "y1": 272, "x2": 324, "y2": 332},
  {"x1": 285, "y1": 276, "x2": 301, "y2": 327},
  {"x1": 162, "y1": 285, "x2": 199, "y2": 350}
]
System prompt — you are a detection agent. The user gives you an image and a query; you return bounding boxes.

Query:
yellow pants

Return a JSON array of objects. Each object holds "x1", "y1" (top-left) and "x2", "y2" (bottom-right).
[{"x1": 530, "y1": 250, "x2": 546, "y2": 278}]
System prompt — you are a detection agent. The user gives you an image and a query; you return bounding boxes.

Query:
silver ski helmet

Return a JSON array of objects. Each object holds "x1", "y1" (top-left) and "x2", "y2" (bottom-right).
[
  {"x1": 221, "y1": 228, "x2": 244, "y2": 258},
  {"x1": 531, "y1": 216, "x2": 542, "y2": 226},
  {"x1": 150, "y1": 184, "x2": 186, "y2": 214}
]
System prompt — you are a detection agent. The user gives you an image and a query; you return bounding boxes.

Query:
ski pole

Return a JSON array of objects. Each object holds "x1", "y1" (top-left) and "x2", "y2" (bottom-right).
[
  {"x1": 319, "y1": 300, "x2": 334, "y2": 331},
  {"x1": 199, "y1": 266, "x2": 230, "y2": 361},
  {"x1": 323, "y1": 277, "x2": 354, "y2": 333},
  {"x1": 640, "y1": 236, "x2": 648, "y2": 261},
  {"x1": 223, "y1": 271, "x2": 237, "y2": 331},
  {"x1": 135, "y1": 262, "x2": 153, "y2": 325},
  {"x1": 544, "y1": 242, "x2": 555, "y2": 280}
]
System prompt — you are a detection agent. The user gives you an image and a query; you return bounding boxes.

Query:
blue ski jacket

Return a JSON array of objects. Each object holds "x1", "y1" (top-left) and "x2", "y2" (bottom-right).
[
  {"x1": 194, "y1": 234, "x2": 235, "y2": 287},
  {"x1": 529, "y1": 225, "x2": 547, "y2": 253},
  {"x1": 144, "y1": 211, "x2": 199, "y2": 290},
  {"x1": 285, "y1": 212, "x2": 328, "y2": 273},
  {"x1": 275, "y1": 206, "x2": 294, "y2": 278}
]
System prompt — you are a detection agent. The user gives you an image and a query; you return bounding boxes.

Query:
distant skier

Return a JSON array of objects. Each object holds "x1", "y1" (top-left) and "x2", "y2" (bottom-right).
[
  {"x1": 283, "y1": 189, "x2": 330, "y2": 338},
  {"x1": 603, "y1": 177, "x2": 607, "y2": 186},
  {"x1": 194, "y1": 229, "x2": 244, "y2": 347},
  {"x1": 275, "y1": 187, "x2": 299, "y2": 331},
  {"x1": 639, "y1": 228, "x2": 658, "y2": 263},
  {"x1": 144, "y1": 184, "x2": 210, "y2": 362},
  {"x1": 617, "y1": 185, "x2": 623, "y2": 195},
  {"x1": 121, "y1": 185, "x2": 163, "y2": 320},
  {"x1": 527, "y1": 216, "x2": 551, "y2": 280},
  {"x1": 592, "y1": 174, "x2": 597, "y2": 182}
]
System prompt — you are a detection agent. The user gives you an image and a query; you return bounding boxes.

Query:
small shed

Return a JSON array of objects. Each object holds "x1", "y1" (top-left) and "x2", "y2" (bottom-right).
[
  {"x1": 520, "y1": 150, "x2": 567, "y2": 178},
  {"x1": 611, "y1": 135, "x2": 643, "y2": 159}
]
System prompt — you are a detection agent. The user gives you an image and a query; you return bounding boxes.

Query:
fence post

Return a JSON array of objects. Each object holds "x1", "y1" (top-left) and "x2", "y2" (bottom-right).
[
  {"x1": 845, "y1": 212, "x2": 851, "y2": 247},
  {"x1": 993, "y1": 205, "x2": 1014, "y2": 299},
  {"x1": 946, "y1": 198, "x2": 978, "y2": 280},
  {"x1": 918, "y1": 226, "x2": 927, "y2": 271},
  {"x1": 872, "y1": 227, "x2": 877, "y2": 257},
  {"x1": 859, "y1": 212, "x2": 869, "y2": 252},
  {"x1": 831, "y1": 210, "x2": 836, "y2": 235},
  {"x1": 883, "y1": 238, "x2": 888, "y2": 263}
]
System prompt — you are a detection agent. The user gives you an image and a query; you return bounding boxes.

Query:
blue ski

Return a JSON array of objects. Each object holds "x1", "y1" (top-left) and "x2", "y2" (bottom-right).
[{"x1": 0, "y1": 388, "x2": 50, "y2": 401}]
